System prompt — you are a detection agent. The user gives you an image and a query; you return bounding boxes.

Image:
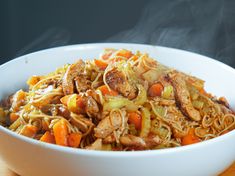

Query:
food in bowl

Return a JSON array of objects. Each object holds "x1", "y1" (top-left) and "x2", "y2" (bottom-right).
[{"x1": 0, "y1": 48, "x2": 234, "y2": 151}]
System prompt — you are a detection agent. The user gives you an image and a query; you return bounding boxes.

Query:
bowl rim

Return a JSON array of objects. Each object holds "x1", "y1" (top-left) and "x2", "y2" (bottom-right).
[{"x1": 1, "y1": 42, "x2": 235, "y2": 157}]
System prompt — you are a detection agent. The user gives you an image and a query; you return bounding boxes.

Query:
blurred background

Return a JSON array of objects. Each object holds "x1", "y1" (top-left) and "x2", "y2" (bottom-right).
[{"x1": 1, "y1": 0, "x2": 235, "y2": 67}]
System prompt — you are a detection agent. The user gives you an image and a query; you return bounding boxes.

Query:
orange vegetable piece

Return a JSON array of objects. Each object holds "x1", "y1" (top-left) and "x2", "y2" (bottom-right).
[
  {"x1": 94, "y1": 59, "x2": 108, "y2": 70},
  {"x1": 148, "y1": 83, "x2": 164, "y2": 97},
  {"x1": 129, "y1": 55, "x2": 138, "y2": 61},
  {"x1": 40, "y1": 131, "x2": 55, "y2": 144},
  {"x1": 116, "y1": 49, "x2": 133, "y2": 59},
  {"x1": 68, "y1": 133, "x2": 82, "y2": 148},
  {"x1": 27, "y1": 75, "x2": 41, "y2": 86},
  {"x1": 97, "y1": 85, "x2": 118, "y2": 96},
  {"x1": 199, "y1": 88, "x2": 212, "y2": 98},
  {"x1": 53, "y1": 119, "x2": 68, "y2": 146},
  {"x1": 60, "y1": 94, "x2": 85, "y2": 113},
  {"x1": 181, "y1": 128, "x2": 200, "y2": 146},
  {"x1": 128, "y1": 112, "x2": 142, "y2": 130},
  {"x1": 20, "y1": 125, "x2": 38, "y2": 138},
  {"x1": 9, "y1": 113, "x2": 19, "y2": 123},
  {"x1": 60, "y1": 95, "x2": 70, "y2": 106}
]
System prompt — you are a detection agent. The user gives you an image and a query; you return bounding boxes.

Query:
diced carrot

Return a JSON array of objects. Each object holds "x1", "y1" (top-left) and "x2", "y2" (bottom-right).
[
  {"x1": 9, "y1": 113, "x2": 19, "y2": 123},
  {"x1": 97, "y1": 85, "x2": 118, "y2": 96},
  {"x1": 60, "y1": 94, "x2": 85, "y2": 113},
  {"x1": 60, "y1": 95, "x2": 70, "y2": 106},
  {"x1": 199, "y1": 88, "x2": 212, "y2": 98},
  {"x1": 68, "y1": 133, "x2": 82, "y2": 148},
  {"x1": 40, "y1": 131, "x2": 55, "y2": 144},
  {"x1": 19, "y1": 90, "x2": 26, "y2": 99},
  {"x1": 181, "y1": 128, "x2": 200, "y2": 146},
  {"x1": 116, "y1": 49, "x2": 133, "y2": 59},
  {"x1": 20, "y1": 125, "x2": 38, "y2": 138},
  {"x1": 27, "y1": 75, "x2": 41, "y2": 86},
  {"x1": 129, "y1": 55, "x2": 138, "y2": 61},
  {"x1": 128, "y1": 112, "x2": 142, "y2": 130},
  {"x1": 53, "y1": 119, "x2": 68, "y2": 146},
  {"x1": 94, "y1": 59, "x2": 108, "y2": 70},
  {"x1": 148, "y1": 83, "x2": 164, "y2": 97}
]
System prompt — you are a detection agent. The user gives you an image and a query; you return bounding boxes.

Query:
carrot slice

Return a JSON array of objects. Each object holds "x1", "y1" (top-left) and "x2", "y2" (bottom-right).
[
  {"x1": 94, "y1": 59, "x2": 108, "y2": 70},
  {"x1": 9, "y1": 113, "x2": 19, "y2": 123},
  {"x1": 181, "y1": 128, "x2": 200, "y2": 146},
  {"x1": 129, "y1": 55, "x2": 138, "y2": 61},
  {"x1": 116, "y1": 49, "x2": 133, "y2": 59},
  {"x1": 68, "y1": 133, "x2": 82, "y2": 148},
  {"x1": 53, "y1": 119, "x2": 68, "y2": 146},
  {"x1": 20, "y1": 125, "x2": 38, "y2": 138},
  {"x1": 97, "y1": 85, "x2": 118, "y2": 96},
  {"x1": 40, "y1": 131, "x2": 55, "y2": 144},
  {"x1": 148, "y1": 83, "x2": 164, "y2": 97},
  {"x1": 199, "y1": 88, "x2": 212, "y2": 98},
  {"x1": 128, "y1": 112, "x2": 142, "y2": 130},
  {"x1": 27, "y1": 75, "x2": 41, "y2": 86},
  {"x1": 60, "y1": 95, "x2": 70, "y2": 106}
]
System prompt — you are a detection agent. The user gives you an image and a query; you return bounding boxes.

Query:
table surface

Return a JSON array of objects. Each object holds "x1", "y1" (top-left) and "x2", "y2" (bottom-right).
[{"x1": 0, "y1": 159, "x2": 234, "y2": 176}]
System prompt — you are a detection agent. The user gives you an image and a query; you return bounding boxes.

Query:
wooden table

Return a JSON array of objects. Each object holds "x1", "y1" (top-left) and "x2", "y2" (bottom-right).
[{"x1": 0, "y1": 158, "x2": 234, "y2": 176}]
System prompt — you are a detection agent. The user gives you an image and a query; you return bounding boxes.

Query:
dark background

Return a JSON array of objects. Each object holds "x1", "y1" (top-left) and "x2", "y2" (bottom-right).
[{"x1": 1, "y1": 0, "x2": 235, "y2": 67}]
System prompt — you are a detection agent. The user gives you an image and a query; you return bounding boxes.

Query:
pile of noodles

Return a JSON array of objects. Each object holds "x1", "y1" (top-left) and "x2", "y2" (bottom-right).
[{"x1": 0, "y1": 48, "x2": 234, "y2": 151}]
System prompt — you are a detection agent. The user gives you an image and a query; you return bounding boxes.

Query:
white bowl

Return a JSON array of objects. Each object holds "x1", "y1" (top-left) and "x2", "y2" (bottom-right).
[{"x1": 0, "y1": 43, "x2": 235, "y2": 176}]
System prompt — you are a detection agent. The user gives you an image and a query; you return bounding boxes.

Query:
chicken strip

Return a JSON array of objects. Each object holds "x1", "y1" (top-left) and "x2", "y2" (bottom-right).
[
  {"x1": 120, "y1": 134, "x2": 162, "y2": 149},
  {"x1": 62, "y1": 60, "x2": 85, "y2": 95},
  {"x1": 94, "y1": 110, "x2": 127, "y2": 138},
  {"x1": 169, "y1": 72, "x2": 201, "y2": 121},
  {"x1": 84, "y1": 96, "x2": 100, "y2": 118},
  {"x1": 74, "y1": 76, "x2": 91, "y2": 93},
  {"x1": 105, "y1": 68, "x2": 137, "y2": 99}
]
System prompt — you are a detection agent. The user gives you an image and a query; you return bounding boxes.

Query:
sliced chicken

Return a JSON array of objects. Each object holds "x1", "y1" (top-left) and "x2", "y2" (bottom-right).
[
  {"x1": 105, "y1": 68, "x2": 137, "y2": 99},
  {"x1": 169, "y1": 72, "x2": 201, "y2": 121},
  {"x1": 120, "y1": 134, "x2": 146, "y2": 148},
  {"x1": 0, "y1": 95, "x2": 13, "y2": 109},
  {"x1": 74, "y1": 76, "x2": 91, "y2": 93},
  {"x1": 62, "y1": 60, "x2": 85, "y2": 95},
  {"x1": 94, "y1": 110, "x2": 127, "y2": 138},
  {"x1": 84, "y1": 96, "x2": 100, "y2": 118},
  {"x1": 120, "y1": 134, "x2": 162, "y2": 149}
]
